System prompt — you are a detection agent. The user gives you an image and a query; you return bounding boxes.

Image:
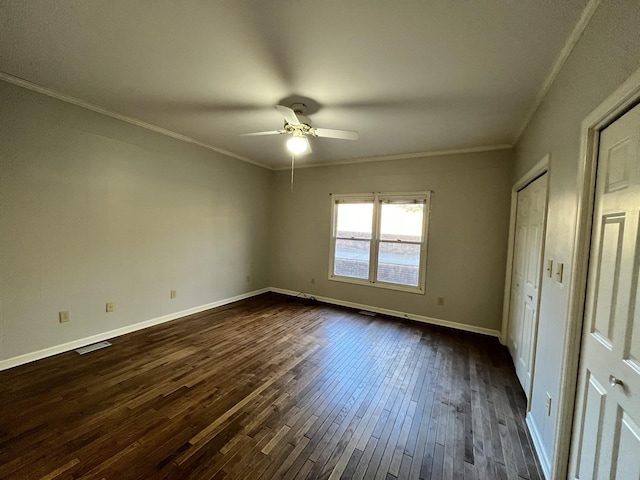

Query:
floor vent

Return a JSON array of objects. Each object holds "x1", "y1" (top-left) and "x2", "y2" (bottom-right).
[
  {"x1": 75, "y1": 341, "x2": 112, "y2": 355},
  {"x1": 358, "y1": 310, "x2": 377, "y2": 317}
]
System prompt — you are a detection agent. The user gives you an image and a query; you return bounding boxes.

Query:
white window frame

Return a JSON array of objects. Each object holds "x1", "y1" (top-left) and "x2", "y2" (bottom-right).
[{"x1": 328, "y1": 191, "x2": 431, "y2": 294}]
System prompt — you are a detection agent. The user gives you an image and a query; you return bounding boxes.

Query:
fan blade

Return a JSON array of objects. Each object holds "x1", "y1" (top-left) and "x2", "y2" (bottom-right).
[
  {"x1": 314, "y1": 128, "x2": 359, "y2": 141},
  {"x1": 275, "y1": 105, "x2": 301, "y2": 125},
  {"x1": 240, "y1": 130, "x2": 285, "y2": 136}
]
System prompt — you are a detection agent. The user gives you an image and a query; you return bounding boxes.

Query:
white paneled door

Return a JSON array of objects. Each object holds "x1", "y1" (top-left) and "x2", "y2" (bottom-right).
[
  {"x1": 570, "y1": 103, "x2": 640, "y2": 480},
  {"x1": 508, "y1": 174, "x2": 548, "y2": 398}
]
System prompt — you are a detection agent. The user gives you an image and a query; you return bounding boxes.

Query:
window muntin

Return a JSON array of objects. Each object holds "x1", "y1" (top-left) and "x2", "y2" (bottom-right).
[{"x1": 329, "y1": 192, "x2": 431, "y2": 293}]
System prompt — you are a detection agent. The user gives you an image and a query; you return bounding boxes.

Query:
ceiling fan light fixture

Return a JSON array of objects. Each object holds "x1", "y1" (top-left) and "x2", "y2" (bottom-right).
[{"x1": 286, "y1": 135, "x2": 308, "y2": 154}]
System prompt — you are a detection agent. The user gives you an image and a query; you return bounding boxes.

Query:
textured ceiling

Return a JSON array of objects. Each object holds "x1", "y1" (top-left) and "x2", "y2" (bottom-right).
[{"x1": 0, "y1": 0, "x2": 591, "y2": 169}]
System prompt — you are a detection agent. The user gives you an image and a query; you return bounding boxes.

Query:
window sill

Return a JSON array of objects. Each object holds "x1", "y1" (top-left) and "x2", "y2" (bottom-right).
[{"x1": 328, "y1": 275, "x2": 425, "y2": 295}]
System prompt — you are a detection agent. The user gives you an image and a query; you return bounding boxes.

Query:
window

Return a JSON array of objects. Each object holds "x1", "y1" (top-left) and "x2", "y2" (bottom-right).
[{"x1": 329, "y1": 192, "x2": 431, "y2": 293}]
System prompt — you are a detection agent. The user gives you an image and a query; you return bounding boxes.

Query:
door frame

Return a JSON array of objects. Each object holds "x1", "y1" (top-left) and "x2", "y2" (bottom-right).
[
  {"x1": 501, "y1": 155, "x2": 550, "y2": 350},
  {"x1": 553, "y1": 66, "x2": 640, "y2": 480}
]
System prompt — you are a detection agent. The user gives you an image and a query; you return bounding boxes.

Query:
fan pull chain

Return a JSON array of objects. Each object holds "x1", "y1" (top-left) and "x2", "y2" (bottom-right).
[{"x1": 290, "y1": 152, "x2": 295, "y2": 192}]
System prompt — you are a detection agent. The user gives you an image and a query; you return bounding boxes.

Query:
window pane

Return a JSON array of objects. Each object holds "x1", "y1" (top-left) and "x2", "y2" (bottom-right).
[
  {"x1": 377, "y1": 242, "x2": 420, "y2": 286},
  {"x1": 336, "y1": 203, "x2": 373, "y2": 239},
  {"x1": 380, "y1": 203, "x2": 424, "y2": 242},
  {"x1": 334, "y1": 239, "x2": 370, "y2": 279}
]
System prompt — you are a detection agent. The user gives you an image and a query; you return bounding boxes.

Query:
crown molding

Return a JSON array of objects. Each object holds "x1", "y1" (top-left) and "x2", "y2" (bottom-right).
[
  {"x1": 0, "y1": 71, "x2": 272, "y2": 170},
  {"x1": 273, "y1": 144, "x2": 513, "y2": 171},
  {"x1": 513, "y1": 0, "x2": 601, "y2": 144}
]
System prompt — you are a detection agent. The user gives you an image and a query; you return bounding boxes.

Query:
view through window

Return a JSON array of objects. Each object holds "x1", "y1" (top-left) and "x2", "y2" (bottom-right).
[{"x1": 330, "y1": 193, "x2": 430, "y2": 292}]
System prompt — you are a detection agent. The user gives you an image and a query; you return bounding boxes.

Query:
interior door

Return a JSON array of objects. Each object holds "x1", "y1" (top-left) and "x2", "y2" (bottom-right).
[
  {"x1": 570, "y1": 103, "x2": 640, "y2": 479},
  {"x1": 508, "y1": 174, "x2": 548, "y2": 398}
]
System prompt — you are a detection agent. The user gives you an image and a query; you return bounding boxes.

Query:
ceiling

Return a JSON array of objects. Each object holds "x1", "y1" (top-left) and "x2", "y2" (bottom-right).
[{"x1": 0, "y1": 0, "x2": 591, "y2": 169}]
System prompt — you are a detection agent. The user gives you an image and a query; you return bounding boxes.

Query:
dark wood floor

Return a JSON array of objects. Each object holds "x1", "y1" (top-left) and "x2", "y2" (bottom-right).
[{"x1": 0, "y1": 293, "x2": 541, "y2": 480}]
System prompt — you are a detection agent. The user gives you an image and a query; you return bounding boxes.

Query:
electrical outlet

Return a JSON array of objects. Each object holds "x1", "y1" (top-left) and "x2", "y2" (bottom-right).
[
  {"x1": 311, "y1": 277, "x2": 315, "y2": 284},
  {"x1": 545, "y1": 393, "x2": 552, "y2": 416},
  {"x1": 106, "y1": 302, "x2": 114, "y2": 313},
  {"x1": 59, "y1": 311, "x2": 70, "y2": 323},
  {"x1": 437, "y1": 297, "x2": 445, "y2": 306},
  {"x1": 245, "y1": 275, "x2": 251, "y2": 283},
  {"x1": 170, "y1": 290, "x2": 177, "y2": 299}
]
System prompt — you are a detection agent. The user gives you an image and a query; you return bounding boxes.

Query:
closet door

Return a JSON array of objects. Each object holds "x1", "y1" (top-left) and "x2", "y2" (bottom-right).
[
  {"x1": 508, "y1": 173, "x2": 548, "y2": 398},
  {"x1": 570, "y1": 102, "x2": 640, "y2": 480}
]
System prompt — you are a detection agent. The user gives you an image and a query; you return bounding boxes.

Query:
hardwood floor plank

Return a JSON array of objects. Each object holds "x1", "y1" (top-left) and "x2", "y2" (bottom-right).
[
  {"x1": 0, "y1": 293, "x2": 541, "y2": 480},
  {"x1": 388, "y1": 398, "x2": 417, "y2": 477},
  {"x1": 39, "y1": 457, "x2": 80, "y2": 480},
  {"x1": 339, "y1": 448, "x2": 363, "y2": 480},
  {"x1": 351, "y1": 435, "x2": 379, "y2": 480},
  {"x1": 270, "y1": 436, "x2": 312, "y2": 480},
  {"x1": 302, "y1": 325, "x2": 409, "y2": 479},
  {"x1": 374, "y1": 345, "x2": 430, "y2": 480}
]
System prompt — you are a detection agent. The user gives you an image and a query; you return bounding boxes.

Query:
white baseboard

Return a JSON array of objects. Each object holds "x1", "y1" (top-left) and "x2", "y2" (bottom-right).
[
  {"x1": 0, "y1": 288, "x2": 270, "y2": 372},
  {"x1": 526, "y1": 413, "x2": 551, "y2": 479},
  {"x1": 269, "y1": 287, "x2": 502, "y2": 338},
  {"x1": 1, "y1": 286, "x2": 501, "y2": 372}
]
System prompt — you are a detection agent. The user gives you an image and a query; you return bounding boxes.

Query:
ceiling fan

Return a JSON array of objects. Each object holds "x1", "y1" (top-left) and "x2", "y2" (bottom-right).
[{"x1": 242, "y1": 102, "x2": 359, "y2": 154}]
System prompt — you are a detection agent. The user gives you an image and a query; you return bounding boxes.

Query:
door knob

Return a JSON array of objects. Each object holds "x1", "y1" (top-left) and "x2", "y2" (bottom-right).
[{"x1": 609, "y1": 375, "x2": 624, "y2": 388}]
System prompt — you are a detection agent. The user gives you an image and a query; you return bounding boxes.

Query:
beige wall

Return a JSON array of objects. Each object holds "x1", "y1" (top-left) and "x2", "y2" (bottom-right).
[
  {"x1": 270, "y1": 150, "x2": 513, "y2": 333},
  {"x1": 513, "y1": 0, "x2": 640, "y2": 473},
  {"x1": 0, "y1": 80, "x2": 272, "y2": 362}
]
